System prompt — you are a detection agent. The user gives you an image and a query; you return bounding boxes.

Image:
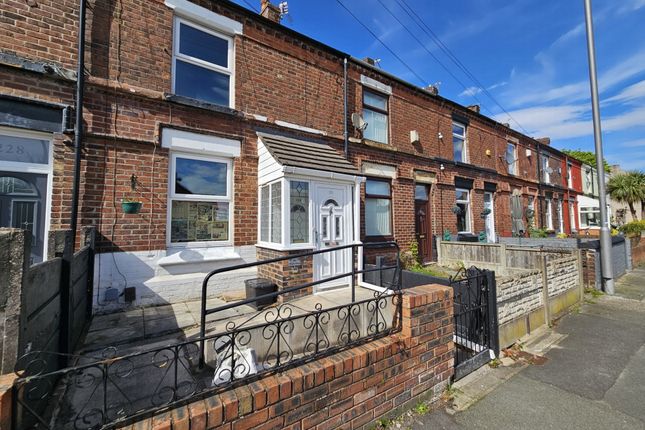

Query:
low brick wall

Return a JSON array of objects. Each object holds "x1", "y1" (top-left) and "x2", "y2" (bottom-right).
[
  {"x1": 256, "y1": 247, "x2": 314, "y2": 301},
  {"x1": 631, "y1": 237, "x2": 645, "y2": 266},
  {"x1": 104, "y1": 285, "x2": 454, "y2": 430}
]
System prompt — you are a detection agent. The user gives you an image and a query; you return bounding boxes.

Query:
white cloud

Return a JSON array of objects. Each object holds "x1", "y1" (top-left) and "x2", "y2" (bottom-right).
[
  {"x1": 617, "y1": 0, "x2": 645, "y2": 14},
  {"x1": 619, "y1": 138, "x2": 645, "y2": 148},
  {"x1": 495, "y1": 105, "x2": 645, "y2": 140},
  {"x1": 459, "y1": 86, "x2": 482, "y2": 98},
  {"x1": 604, "y1": 80, "x2": 645, "y2": 104},
  {"x1": 487, "y1": 81, "x2": 508, "y2": 91}
]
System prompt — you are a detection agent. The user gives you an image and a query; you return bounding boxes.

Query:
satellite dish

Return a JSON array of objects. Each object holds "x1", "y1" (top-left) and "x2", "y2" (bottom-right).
[
  {"x1": 351, "y1": 113, "x2": 368, "y2": 131},
  {"x1": 546, "y1": 167, "x2": 554, "y2": 174}
]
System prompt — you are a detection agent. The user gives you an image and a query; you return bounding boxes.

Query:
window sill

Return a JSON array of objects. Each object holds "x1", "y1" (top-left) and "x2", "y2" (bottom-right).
[
  {"x1": 363, "y1": 235, "x2": 394, "y2": 243},
  {"x1": 255, "y1": 242, "x2": 316, "y2": 252},
  {"x1": 158, "y1": 246, "x2": 240, "y2": 267},
  {"x1": 164, "y1": 93, "x2": 242, "y2": 117},
  {"x1": 362, "y1": 139, "x2": 396, "y2": 151}
]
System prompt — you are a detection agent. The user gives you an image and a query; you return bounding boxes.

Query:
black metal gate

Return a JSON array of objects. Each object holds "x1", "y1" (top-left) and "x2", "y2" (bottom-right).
[{"x1": 450, "y1": 266, "x2": 499, "y2": 380}]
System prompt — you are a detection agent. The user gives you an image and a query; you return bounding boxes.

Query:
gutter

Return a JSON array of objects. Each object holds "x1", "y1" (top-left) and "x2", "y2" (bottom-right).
[{"x1": 69, "y1": 0, "x2": 87, "y2": 251}]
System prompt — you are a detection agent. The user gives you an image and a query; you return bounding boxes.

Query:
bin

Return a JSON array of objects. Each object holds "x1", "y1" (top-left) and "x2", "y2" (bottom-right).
[{"x1": 245, "y1": 278, "x2": 277, "y2": 310}]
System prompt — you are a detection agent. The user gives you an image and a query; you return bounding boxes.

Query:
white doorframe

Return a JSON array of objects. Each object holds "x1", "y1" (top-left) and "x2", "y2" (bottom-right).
[
  {"x1": 313, "y1": 182, "x2": 353, "y2": 292},
  {"x1": 484, "y1": 191, "x2": 496, "y2": 243}
]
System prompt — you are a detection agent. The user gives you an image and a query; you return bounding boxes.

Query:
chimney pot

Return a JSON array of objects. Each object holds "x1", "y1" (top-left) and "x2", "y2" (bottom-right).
[{"x1": 261, "y1": 0, "x2": 282, "y2": 23}]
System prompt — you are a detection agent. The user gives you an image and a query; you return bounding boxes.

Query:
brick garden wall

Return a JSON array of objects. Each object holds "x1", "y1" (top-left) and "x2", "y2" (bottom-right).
[
  {"x1": 104, "y1": 284, "x2": 455, "y2": 430},
  {"x1": 256, "y1": 247, "x2": 314, "y2": 301}
]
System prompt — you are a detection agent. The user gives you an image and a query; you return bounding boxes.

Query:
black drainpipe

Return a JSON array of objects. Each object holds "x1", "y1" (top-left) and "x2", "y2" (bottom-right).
[
  {"x1": 343, "y1": 57, "x2": 349, "y2": 159},
  {"x1": 69, "y1": 0, "x2": 87, "y2": 251}
]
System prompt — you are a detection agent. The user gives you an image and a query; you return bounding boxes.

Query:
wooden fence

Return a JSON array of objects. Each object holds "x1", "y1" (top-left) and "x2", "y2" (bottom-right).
[{"x1": 0, "y1": 227, "x2": 95, "y2": 374}]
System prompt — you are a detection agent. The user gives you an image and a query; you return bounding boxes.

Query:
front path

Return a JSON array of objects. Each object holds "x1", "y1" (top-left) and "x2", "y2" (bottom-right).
[{"x1": 416, "y1": 268, "x2": 645, "y2": 430}]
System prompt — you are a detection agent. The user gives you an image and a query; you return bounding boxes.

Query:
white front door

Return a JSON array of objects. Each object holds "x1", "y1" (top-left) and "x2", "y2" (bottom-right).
[
  {"x1": 484, "y1": 192, "x2": 495, "y2": 243},
  {"x1": 314, "y1": 183, "x2": 351, "y2": 290}
]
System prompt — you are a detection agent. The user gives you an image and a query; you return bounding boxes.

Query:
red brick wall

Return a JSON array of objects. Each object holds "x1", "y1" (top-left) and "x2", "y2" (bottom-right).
[
  {"x1": 120, "y1": 284, "x2": 455, "y2": 430},
  {"x1": 256, "y1": 247, "x2": 314, "y2": 301},
  {"x1": 0, "y1": 0, "x2": 574, "y2": 256}
]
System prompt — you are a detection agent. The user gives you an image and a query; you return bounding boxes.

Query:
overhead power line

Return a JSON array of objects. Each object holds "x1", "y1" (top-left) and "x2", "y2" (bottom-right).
[
  {"x1": 334, "y1": 0, "x2": 428, "y2": 86},
  {"x1": 241, "y1": 0, "x2": 259, "y2": 13},
  {"x1": 395, "y1": 0, "x2": 530, "y2": 134},
  {"x1": 372, "y1": 0, "x2": 495, "y2": 116}
]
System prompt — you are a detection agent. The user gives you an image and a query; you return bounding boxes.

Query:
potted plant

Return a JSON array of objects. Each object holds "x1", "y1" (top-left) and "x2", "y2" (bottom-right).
[
  {"x1": 121, "y1": 174, "x2": 143, "y2": 214},
  {"x1": 121, "y1": 197, "x2": 143, "y2": 214},
  {"x1": 480, "y1": 208, "x2": 492, "y2": 219}
]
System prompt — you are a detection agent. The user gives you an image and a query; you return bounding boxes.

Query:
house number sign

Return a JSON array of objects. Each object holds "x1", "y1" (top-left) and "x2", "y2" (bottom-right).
[{"x1": 0, "y1": 136, "x2": 49, "y2": 165}]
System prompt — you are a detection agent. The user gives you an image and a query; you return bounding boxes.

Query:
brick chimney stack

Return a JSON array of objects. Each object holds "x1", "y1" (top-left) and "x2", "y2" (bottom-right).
[
  {"x1": 536, "y1": 137, "x2": 551, "y2": 146},
  {"x1": 467, "y1": 104, "x2": 480, "y2": 114},
  {"x1": 261, "y1": 0, "x2": 282, "y2": 23}
]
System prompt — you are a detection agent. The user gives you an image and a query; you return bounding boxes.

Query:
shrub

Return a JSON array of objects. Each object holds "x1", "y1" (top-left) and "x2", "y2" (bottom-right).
[
  {"x1": 556, "y1": 233, "x2": 568, "y2": 239},
  {"x1": 619, "y1": 220, "x2": 645, "y2": 238},
  {"x1": 529, "y1": 227, "x2": 548, "y2": 238}
]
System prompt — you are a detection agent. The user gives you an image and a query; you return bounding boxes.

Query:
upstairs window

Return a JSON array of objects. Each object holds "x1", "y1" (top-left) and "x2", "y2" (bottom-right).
[
  {"x1": 542, "y1": 155, "x2": 550, "y2": 184},
  {"x1": 363, "y1": 90, "x2": 389, "y2": 144},
  {"x1": 506, "y1": 142, "x2": 517, "y2": 175},
  {"x1": 452, "y1": 122, "x2": 467, "y2": 163},
  {"x1": 567, "y1": 163, "x2": 573, "y2": 188},
  {"x1": 173, "y1": 18, "x2": 233, "y2": 107}
]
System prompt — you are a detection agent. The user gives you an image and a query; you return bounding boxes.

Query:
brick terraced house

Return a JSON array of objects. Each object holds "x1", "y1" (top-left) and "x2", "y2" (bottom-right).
[{"x1": 0, "y1": 0, "x2": 583, "y2": 310}]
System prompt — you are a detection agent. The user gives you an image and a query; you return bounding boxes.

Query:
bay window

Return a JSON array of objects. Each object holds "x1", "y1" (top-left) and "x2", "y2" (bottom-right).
[
  {"x1": 259, "y1": 179, "x2": 311, "y2": 246},
  {"x1": 455, "y1": 188, "x2": 471, "y2": 233},
  {"x1": 365, "y1": 178, "x2": 392, "y2": 237},
  {"x1": 173, "y1": 17, "x2": 234, "y2": 107},
  {"x1": 580, "y1": 206, "x2": 600, "y2": 227},
  {"x1": 169, "y1": 154, "x2": 232, "y2": 244}
]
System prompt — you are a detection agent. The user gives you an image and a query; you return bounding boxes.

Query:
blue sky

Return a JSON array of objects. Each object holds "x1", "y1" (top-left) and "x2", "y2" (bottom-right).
[{"x1": 232, "y1": 0, "x2": 645, "y2": 171}]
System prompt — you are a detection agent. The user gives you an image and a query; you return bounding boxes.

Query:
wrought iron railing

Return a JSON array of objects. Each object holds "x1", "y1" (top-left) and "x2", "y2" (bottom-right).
[{"x1": 12, "y1": 242, "x2": 402, "y2": 429}]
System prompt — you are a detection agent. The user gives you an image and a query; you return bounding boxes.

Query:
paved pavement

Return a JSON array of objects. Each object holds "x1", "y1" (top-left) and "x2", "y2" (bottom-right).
[
  {"x1": 415, "y1": 268, "x2": 645, "y2": 430},
  {"x1": 80, "y1": 286, "x2": 375, "y2": 353}
]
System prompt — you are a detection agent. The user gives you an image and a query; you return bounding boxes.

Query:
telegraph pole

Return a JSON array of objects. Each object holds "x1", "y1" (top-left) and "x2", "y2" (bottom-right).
[{"x1": 583, "y1": 0, "x2": 614, "y2": 294}]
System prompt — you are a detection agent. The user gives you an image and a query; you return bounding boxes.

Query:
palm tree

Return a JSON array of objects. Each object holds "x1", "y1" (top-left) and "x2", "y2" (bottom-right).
[{"x1": 607, "y1": 171, "x2": 645, "y2": 221}]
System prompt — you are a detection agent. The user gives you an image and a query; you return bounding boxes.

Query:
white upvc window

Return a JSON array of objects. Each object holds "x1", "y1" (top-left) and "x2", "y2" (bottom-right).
[
  {"x1": 506, "y1": 142, "x2": 518, "y2": 175},
  {"x1": 259, "y1": 178, "x2": 312, "y2": 248},
  {"x1": 542, "y1": 155, "x2": 550, "y2": 184},
  {"x1": 172, "y1": 17, "x2": 234, "y2": 108},
  {"x1": 168, "y1": 152, "x2": 233, "y2": 245},
  {"x1": 580, "y1": 206, "x2": 600, "y2": 228},
  {"x1": 569, "y1": 201, "x2": 576, "y2": 231},
  {"x1": 545, "y1": 199, "x2": 554, "y2": 230},
  {"x1": 557, "y1": 199, "x2": 564, "y2": 233},
  {"x1": 567, "y1": 163, "x2": 573, "y2": 188},
  {"x1": 455, "y1": 188, "x2": 471, "y2": 233},
  {"x1": 363, "y1": 90, "x2": 389, "y2": 144},
  {"x1": 453, "y1": 122, "x2": 467, "y2": 163}
]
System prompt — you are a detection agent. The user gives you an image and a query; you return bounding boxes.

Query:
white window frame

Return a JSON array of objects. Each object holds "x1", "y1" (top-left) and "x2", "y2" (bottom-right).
[
  {"x1": 258, "y1": 178, "x2": 315, "y2": 250},
  {"x1": 567, "y1": 162, "x2": 573, "y2": 188},
  {"x1": 455, "y1": 187, "x2": 472, "y2": 233},
  {"x1": 0, "y1": 127, "x2": 53, "y2": 260},
  {"x1": 557, "y1": 199, "x2": 564, "y2": 233},
  {"x1": 542, "y1": 155, "x2": 550, "y2": 184},
  {"x1": 453, "y1": 121, "x2": 467, "y2": 163},
  {"x1": 506, "y1": 142, "x2": 518, "y2": 175},
  {"x1": 171, "y1": 16, "x2": 235, "y2": 108},
  {"x1": 580, "y1": 206, "x2": 600, "y2": 228},
  {"x1": 569, "y1": 201, "x2": 576, "y2": 231},
  {"x1": 362, "y1": 89, "x2": 389, "y2": 144},
  {"x1": 167, "y1": 152, "x2": 233, "y2": 247},
  {"x1": 545, "y1": 199, "x2": 554, "y2": 230}
]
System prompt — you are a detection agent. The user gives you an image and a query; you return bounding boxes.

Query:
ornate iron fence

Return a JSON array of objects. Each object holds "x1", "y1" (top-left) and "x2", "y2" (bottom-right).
[{"x1": 12, "y1": 242, "x2": 402, "y2": 429}]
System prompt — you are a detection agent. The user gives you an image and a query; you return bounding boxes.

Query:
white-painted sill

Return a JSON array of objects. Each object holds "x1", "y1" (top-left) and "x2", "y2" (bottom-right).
[{"x1": 158, "y1": 246, "x2": 241, "y2": 267}]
